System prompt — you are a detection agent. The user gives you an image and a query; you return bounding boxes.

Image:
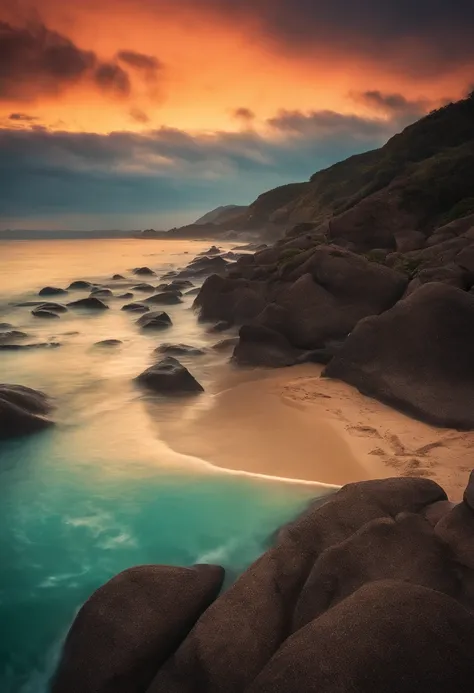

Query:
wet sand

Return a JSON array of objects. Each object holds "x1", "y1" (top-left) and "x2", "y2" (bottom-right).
[{"x1": 160, "y1": 364, "x2": 474, "y2": 499}]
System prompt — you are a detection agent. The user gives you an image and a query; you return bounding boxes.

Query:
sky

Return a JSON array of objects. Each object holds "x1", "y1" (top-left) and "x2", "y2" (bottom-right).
[{"x1": 0, "y1": 0, "x2": 473, "y2": 231}]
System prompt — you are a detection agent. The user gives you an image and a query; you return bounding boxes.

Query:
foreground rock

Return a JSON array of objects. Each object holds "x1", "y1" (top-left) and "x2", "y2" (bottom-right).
[
  {"x1": 0, "y1": 384, "x2": 54, "y2": 440},
  {"x1": 51, "y1": 565, "x2": 224, "y2": 693},
  {"x1": 154, "y1": 344, "x2": 206, "y2": 357},
  {"x1": 52, "y1": 473, "x2": 474, "y2": 693},
  {"x1": 39, "y1": 286, "x2": 68, "y2": 296},
  {"x1": 68, "y1": 297, "x2": 109, "y2": 311},
  {"x1": 135, "y1": 357, "x2": 203, "y2": 393},
  {"x1": 136, "y1": 311, "x2": 172, "y2": 330},
  {"x1": 325, "y1": 282, "x2": 474, "y2": 428}
]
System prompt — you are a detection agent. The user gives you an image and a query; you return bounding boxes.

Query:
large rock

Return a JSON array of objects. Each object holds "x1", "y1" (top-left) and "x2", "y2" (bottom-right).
[
  {"x1": 324, "y1": 282, "x2": 474, "y2": 428},
  {"x1": 68, "y1": 297, "x2": 109, "y2": 311},
  {"x1": 148, "y1": 477, "x2": 445, "y2": 693},
  {"x1": 248, "y1": 580, "x2": 474, "y2": 693},
  {"x1": 0, "y1": 384, "x2": 54, "y2": 440},
  {"x1": 194, "y1": 275, "x2": 266, "y2": 324},
  {"x1": 135, "y1": 357, "x2": 203, "y2": 393},
  {"x1": 145, "y1": 292, "x2": 183, "y2": 305},
  {"x1": 39, "y1": 286, "x2": 68, "y2": 296},
  {"x1": 233, "y1": 325, "x2": 299, "y2": 367},
  {"x1": 180, "y1": 255, "x2": 228, "y2": 278},
  {"x1": 132, "y1": 266, "x2": 155, "y2": 276},
  {"x1": 136, "y1": 311, "x2": 172, "y2": 330},
  {"x1": 51, "y1": 564, "x2": 224, "y2": 693},
  {"x1": 67, "y1": 280, "x2": 93, "y2": 290}
]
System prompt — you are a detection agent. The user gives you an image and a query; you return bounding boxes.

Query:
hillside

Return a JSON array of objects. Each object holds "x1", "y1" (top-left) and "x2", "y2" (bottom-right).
[
  {"x1": 237, "y1": 93, "x2": 474, "y2": 250},
  {"x1": 194, "y1": 205, "x2": 248, "y2": 226}
]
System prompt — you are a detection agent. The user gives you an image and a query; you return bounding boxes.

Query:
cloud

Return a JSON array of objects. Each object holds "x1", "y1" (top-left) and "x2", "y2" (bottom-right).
[
  {"x1": 352, "y1": 90, "x2": 431, "y2": 116},
  {"x1": 94, "y1": 62, "x2": 130, "y2": 95},
  {"x1": 233, "y1": 107, "x2": 256, "y2": 121},
  {"x1": 8, "y1": 112, "x2": 38, "y2": 121},
  {"x1": 117, "y1": 50, "x2": 162, "y2": 71},
  {"x1": 129, "y1": 107, "x2": 150, "y2": 123},
  {"x1": 0, "y1": 104, "x2": 405, "y2": 224},
  {"x1": 0, "y1": 20, "x2": 131, "y2": 101}
]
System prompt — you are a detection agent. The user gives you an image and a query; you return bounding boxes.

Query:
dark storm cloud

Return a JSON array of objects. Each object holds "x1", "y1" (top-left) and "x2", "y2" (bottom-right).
[
  {"x1": 233, "y1": 107, "x2": 256, "y2": 121},
  {"x1": 181, "y1": 0, "x2": 474, "y2": 75},
  {"x1": 353, "y1": 91, "x2": 431, "y2": 116},
  {"x1": 0, "y1": 106, "x2": 401, "y2": 219},
  {"x1": 9, "y1": 112, "x2": 38, "y2": 121},
  {"x1": 0, "y1": 20, "x2": 131, "y2": 100},
  {"x1": 94, "y1": 62, "x2": 131, "y2": 95},
  {"x1": 117, "y1": 50, "x2": 162, "y2": 71}
]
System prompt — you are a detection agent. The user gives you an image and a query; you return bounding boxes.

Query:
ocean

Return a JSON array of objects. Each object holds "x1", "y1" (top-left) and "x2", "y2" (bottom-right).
[{"x1": 0, "y1": 239, "x2": 332, "y2": 692}]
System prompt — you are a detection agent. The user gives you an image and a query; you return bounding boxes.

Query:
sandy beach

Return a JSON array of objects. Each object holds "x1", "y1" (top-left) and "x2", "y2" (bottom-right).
[{"x1": 161, "y1": 364, "x2": 474, "y2": 500}]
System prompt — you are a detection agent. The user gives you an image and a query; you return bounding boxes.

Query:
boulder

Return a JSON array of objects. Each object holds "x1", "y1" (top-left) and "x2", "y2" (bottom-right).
[
  {"x1": 90, "y1": 288, "x2": 113, "y2": 298},
  {"x1": 181, "y1": 255, "x2": 228, "y2": 278},
  {"x1": 456, "y1": 245, "x2": 474, "y2": 274},
  {"x1": 154, "y1": 344, "x2": 206, "y2": 357},
  {"x1": 32, "y1": 308, "x2": 60, "y2": 319},
  {"x1": 0, "y1": 384, "x2": 54, "y2": 440},
  {"x1": 117, "y1": 292, "x2": 134, "y2": 300},
  {"x1": 39, "y1": 286, "x2": 68, "y2": 296},
  {"x1": 132, "y1": 267, "x2": 156, "y2": 276},
  {"x1": 135, "y1": 357, "x2": 203, "y2": 393},
  {"x1": 233, "y1": 325, "x2": 298, "y2": 367},
  {"x1": 51, "y1": 564, "x2": 224, "y2": 693},
  {"x1": 415, "y1": 263, "x2": 471, "y2": 290},
  {"x1": 199, "y1": 246, "x2": 221, "y2": 256},
  {"x1": 132, "y1": 283, "x2": 155, "y2": 293},
  {"x1": 0, "y1": 330, "x2": 28, "y2": 343},
  {"x1": 248, "y1": 581, "x2": 474, "y2": 693},
  {"x1": 394, "y1": 230, "x2": 426, "y2": 253},
  {"x1": 185, "y1": 288, "x2": 200, "y2": 296},
  {"x1": 145, "y1": 292, "x2": 183, "y2": 305},
  {"x1": 170, "y1": 280, "x2": 194, "y2": 289},
  {"x1": 36, "y1": 302, "x2": 68, "y2": 313},
  {"x1": 324, "y1": 282, "x2": 474, "y2": 428},
  {"x1": 67, "y1": 280, "x2": 93, "y2": 290},
  {"x1": 68, "y1": 297, "x2": 109, "y2": 311},
  {"x1": 212, "y1": 337, "x2": 240, "y2": 352},
  {"x1": 136, "y1": 311, "x2": 172, "y2": 330},
  {"x1": 121, "y1": 302, "x2": 150, "y2": 314},
  {"x1": 112, "y1": 274, "x2": 126, "y2": 280},
  {"x1": 296, "y1": 340, "x2": 344, "y2": 365},
  {"x1": 207, "y1": 321, "x2": 232, "y2": 333},
  {"x1": 0, "y1": 323, "x2": 13, "y2": 329},
  {"x1": 93, "y1": 340, "x2": 122, "y2": 348},
  {"x1": 194, "y1": 275, "x2": 266, "y2": 324}
]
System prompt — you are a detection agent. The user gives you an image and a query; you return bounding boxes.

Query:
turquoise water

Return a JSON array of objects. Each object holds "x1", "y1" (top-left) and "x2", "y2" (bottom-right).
[{"x1": 0, "y1": 240, "x2": 332, "y2": 692}]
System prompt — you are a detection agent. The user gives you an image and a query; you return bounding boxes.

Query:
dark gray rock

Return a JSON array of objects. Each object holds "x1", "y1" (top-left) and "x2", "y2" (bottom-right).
[
  {"x1": 117, "y1": 292, "x2": 134, "y2": 300},
  {"x1": 68, "y1": 297, "x2": 109, "y2": 311},
  {"x1": 0, "y1": 384, "x2": 54, "y2": 440},
  {"x1": 133, "y1": 266, "x2": 156, "y2": 276},
  {"x1": 145, "y1": 292, "x2": 183, "y2": 305},
  {"x1": 154, "y1": 344, "x2": 206, "y2": 357},
  {"x1": 112, "y1": 274, "x2": 126, "y2": 280},
  {"x1": 194, "y1": 275, "x2": 266, "y2": 324},
  {"x1": 181, "y1": 255, "x2": 228, "y2": 278},
  {"x1": 137, "y1": 311, "x2": 172, "y2": 330},
  {"x1": 32, "y1": 308, "x2": 60, "y2": 319},
  {"x1": 136, "y1": 357, "x2": 203, "y2": 393},
  {"x1": 93, "y1": 340, "x2": 122, "y2": 348},
  {"x1": 67, "y1": 280, "x2": 93, "y2": 290},
  {"x1": 39, "y1": 286, "x2": 68, "y2": 296},
  {"x1": 90, "y1": 288, "x2": 113, "y2": 298},
  {"x1": 170, "y1": 280, "x2": 194, "y2": 289},
  {"x1": 121, "y1": 302, "x2": 150, "y2": 314},
  {"x1": 233, "y1": 325, "x2": 298, "y2": 367},
  {"x1": 36, "y1": 302, "x2": 68, "y2": 313},
  {"x1": 325, "y1": 282, "x2": 474, "y2": 428},
  {"x1": 132, "y1": 283, "x2": 155, "y2": 293},
  {"x1": 51, "y1": 564, "x2": 224, "y2": 693},
  {"x1": 0, "y1": 330, "x2": 28, "y2": 343}
]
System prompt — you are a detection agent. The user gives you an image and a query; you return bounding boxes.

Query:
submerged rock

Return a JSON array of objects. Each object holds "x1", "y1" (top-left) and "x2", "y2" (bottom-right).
[
  {"x1": 145, "y1": 292, "x2": 183, "y2": 305},
  {"x1": 121, "y1": 302, "x2": 150, "y2": 314},
  {"x1": 0, "y1": 323, "x2": 13, "y2": 330},
  {"x1": 67, "y1": 280, "x2": 93, "y2": 291},
  {"x1": 39, "y1": 286, "x2": 68, "y2": 296},
  {"x1": 68, "y1": 297, "x2": 109, "y2": 311},
  {"x1": 136, "y1": 311, "x2": 172, "y2": 330},
  {"x1": 133, "y1": 266, "x2": 156, "y2": 276},
  {"x1": 154, "y1": 344, "x2": 206, "y2": 357},
  {"x1": 117, "y1": 292, "x2": 134, "y2": 300},
  {"x1": 112, "y1": 274, "x2": 126, "y2": 280},
  {"x1": 36, "y1": 302, "x2": 68, "y2": 313},
  {"x1": 136, "y1": 357, "x2": 203, "y2": 393},
  {"x1": 90, "y1": 288, "x2": 113, "y2": 298},
  {"x1": 32, "y1": 308, "x2": 61, "y2": 319},
  {"x1": 51, "y1": 565, "x2": 224, "y2": 693},
  {"x1": 0, "y1": 384, "x2": 54, "y2": 440},
  {"x1": 0, "y1": 330, "x2": 28, "y2": 343},
  {"x1": 132, "y1": 283, "x2": 155, "y2": 293},
  {"x1": 93, "y1": 339, "x2": 122, "y2": 348},
  {"x1": 0, "y1": 342, "x2": 61, "y2": 351}
]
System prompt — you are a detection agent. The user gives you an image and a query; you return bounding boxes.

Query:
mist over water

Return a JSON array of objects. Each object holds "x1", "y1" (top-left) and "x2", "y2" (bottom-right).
[{"x1": 0, "y1": 239, "x2": 329, "y2": 692}]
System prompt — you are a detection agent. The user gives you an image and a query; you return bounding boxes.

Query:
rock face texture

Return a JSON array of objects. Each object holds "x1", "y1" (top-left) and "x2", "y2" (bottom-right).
[
  {"x1": 324, "y1": 282, "x2": 474, "y2": 428},
  {"x1": 51, "y1": 565, "x2": 224, "y2": 693},
  {"x1": 52, "y1": 474, "x2": 474, "y2": 693},
  {"x1": 135, "y1": 357, "x2": 203, "y2": 394},
  {"x1": 0, "y1": 384, "x2": 54, "y2": 440}
]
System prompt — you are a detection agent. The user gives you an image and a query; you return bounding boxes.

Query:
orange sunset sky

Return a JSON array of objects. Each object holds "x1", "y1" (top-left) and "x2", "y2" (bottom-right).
[{"x1": 1, "y1": 0, "x2": 473, "y2": 230}]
